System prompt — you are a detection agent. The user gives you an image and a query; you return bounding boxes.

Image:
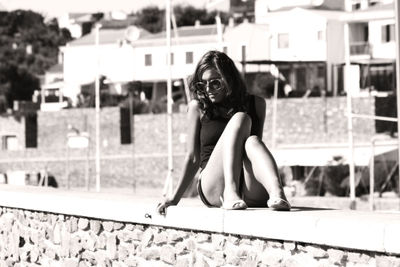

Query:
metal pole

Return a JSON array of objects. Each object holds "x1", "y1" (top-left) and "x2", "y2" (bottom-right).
[
  {"x1": 369, "y1": 138, "x2": 375, "y2": 211},
  {"x1": 163, "y1": 0, "x2": 174, "y2": 197},
  {"x1": 95, "y1": 24, "x2": 102, "y2": 192},
  {"x1": 394, "y1": 0, "x2": 400, "y2": 201},
  {"x1": 272, "y1": 76, "x2": 278, "y2": 149},
  {"x1": 344, "y1": 23, "x2": 356, "y2": 209}
]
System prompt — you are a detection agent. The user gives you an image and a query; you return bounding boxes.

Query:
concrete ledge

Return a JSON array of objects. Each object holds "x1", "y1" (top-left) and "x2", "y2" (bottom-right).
[{"x1": 0, "y1": 184, "x2": 399, "y2": 255}]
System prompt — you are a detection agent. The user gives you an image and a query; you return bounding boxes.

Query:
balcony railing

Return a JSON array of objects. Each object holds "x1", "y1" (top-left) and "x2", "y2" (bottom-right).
[{"x1": 350, "y1": 42, "x2": 371, "y2": 56}]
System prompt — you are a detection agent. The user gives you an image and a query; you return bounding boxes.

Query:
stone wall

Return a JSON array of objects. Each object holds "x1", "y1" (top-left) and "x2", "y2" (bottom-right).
[
  {"x1": 0, "y1": 96, "x2": 376, "y2": 189},
  {"x1": 0, "y1": 114, "x2": 26, "y2": 150},
  {"x1": 0, "y1": 206, "x2": 399, "y2": 267}
]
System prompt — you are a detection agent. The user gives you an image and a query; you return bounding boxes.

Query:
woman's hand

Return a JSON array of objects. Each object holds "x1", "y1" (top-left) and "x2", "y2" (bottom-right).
[{"x1": 156, "y1": 197, "x2": 177, "y2": 215}]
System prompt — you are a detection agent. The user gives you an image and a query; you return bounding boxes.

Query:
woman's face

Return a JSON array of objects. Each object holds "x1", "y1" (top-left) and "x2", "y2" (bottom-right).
[{"x1": 199, "y1": 68, "x2": 226, "y2": 103}]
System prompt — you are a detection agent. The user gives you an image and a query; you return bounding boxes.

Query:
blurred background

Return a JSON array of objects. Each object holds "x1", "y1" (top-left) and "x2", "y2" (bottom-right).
[{"x1": 0, "y1": 0, "x2": 399, "y2": 210}]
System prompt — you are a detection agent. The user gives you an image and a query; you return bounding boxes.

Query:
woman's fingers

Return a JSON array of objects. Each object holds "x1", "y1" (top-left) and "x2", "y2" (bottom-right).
[{"x1": 156, "y1": 201, "x2": 169, "y2": 215}]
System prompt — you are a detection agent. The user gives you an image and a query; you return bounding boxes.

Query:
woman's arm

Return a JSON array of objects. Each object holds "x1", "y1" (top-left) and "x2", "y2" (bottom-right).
[
  {"x1": 157, "y1": 100, "x2": 201, "y2": 213},
  {"x1": 253, "y1": 95, "x2": 266, "y2": 139}
]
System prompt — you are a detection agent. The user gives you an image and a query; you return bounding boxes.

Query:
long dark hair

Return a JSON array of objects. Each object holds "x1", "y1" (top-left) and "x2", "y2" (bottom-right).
[{"x1": 189, "y1": 50, "x2": 248, "y2": 119}]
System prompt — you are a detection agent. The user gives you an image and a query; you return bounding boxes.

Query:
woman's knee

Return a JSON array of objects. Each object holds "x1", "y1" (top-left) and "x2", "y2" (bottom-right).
[
  {"x1": 229, "y1": 112, "x2": 252, "y2": 133},
  {"x1": 244, "y1": 135, "x2": 262, "y2": 152}
]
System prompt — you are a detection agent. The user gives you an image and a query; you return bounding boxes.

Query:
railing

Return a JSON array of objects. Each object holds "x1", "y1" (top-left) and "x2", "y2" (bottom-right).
[{"x1": 350, "y1": 42, "x2": 371, "y2": 56}]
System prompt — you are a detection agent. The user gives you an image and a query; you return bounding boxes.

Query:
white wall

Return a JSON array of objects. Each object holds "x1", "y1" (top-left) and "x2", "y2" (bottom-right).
[
  {"x1": 259, "y1": 9, "x2": 328, "y2": 61},
  {"x1": 132, "y1": 42, "x2": 222, "y2": 81},
  {"x1": 369, "y1": 18, "x2": 396, "y2": 59},
  {"x1": 62, "y1": 42, "x2": 135, "y2": 103}
]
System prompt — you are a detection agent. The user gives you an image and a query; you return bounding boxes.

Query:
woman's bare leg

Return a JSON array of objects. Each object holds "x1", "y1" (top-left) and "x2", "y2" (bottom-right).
[
  {"x1": 242, "y1": 135, "x2": 288, "y2": 206},
  {"x1": 200, "y1": 112, "x2": 251, "y2": 206}
]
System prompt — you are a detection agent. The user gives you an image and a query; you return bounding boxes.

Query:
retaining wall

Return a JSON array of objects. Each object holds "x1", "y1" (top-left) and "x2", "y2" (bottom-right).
[
  {"x1": 0, "y1": 96, "x2": 376, "y2": 189},
  {"x1": 0, "y1": 185, "x2": 399, "y2": 267}
]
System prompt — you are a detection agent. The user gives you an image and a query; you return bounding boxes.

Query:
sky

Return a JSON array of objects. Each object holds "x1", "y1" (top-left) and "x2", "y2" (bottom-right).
[{"x1": 0, "y1": 0, "x2": 210, "y2": 19}]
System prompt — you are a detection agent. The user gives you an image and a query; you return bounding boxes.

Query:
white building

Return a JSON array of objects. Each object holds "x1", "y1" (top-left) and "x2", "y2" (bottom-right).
[{"x1": 60, "y1": 26, "x2": 149, "y2": 105}]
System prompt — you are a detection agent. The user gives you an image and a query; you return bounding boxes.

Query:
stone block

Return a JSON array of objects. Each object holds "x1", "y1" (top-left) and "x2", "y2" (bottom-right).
[
  {"x1": 141, "y1": 229, "x2": 154, "y2": 248},
  {"x1": 251, "y1": 239, "x2": 266, "y2": 252},
  {"x1": 347, "y1": 252, "x2": 371, "y2": 264},
  {"x1": 60, "y1": 224, "x2": 71, "y2": 258},
  {"x1": 53, "y1": 223, "x2": 62, "y2": 245},
  {"x1": 211, "y1": 234, "x2": 226, "y2": 251},
  {"x1": 70, "y1": 236, "x2": 83, "y2": 258},
  {"x1": 212, "y1": 250, "x2": 225, "y2": 266},
  {"x1": 124, "y1": 257, "x2": 139, "y2": 267},
  {"x1": 166, "y1": 229, "x2": 184, "y2": 243},
  {"x1": 185, "y1": 238, "x2": 197, "y2": 251},
  {"x1": 193, "y1": 254, "x2": 210, "y2": 267},
  {"x1": 106, "y1": 233, "x2": 118, "y2": 260},
  {"x1": 125, "y1": 224, "x2": 135, "y2": 231},
  {"x1": 154, "y1": 231, "x2": 168, "y2": 245},
  {"x1": 260, "y1": 248, "x2": 288, "y2": 266},
  {"x1": 96, "y1": 232, "x2": 107, "y2": 250},
  {"x1": 284, "y1": 241, "x2": 297, "y2": 251},
  {"x1": 140, "y1": 248, "x2": 160, "y2": 261},
  {"x1": 89, "y1": 220, "x2": 102, "y2": 235},
  {"x1": 78, "y1": 218, "x2": 89, "y2": 230},
  {"x1": 304, "y1": 245, "x2": 328, "y2": 258},
  {"x1": 117, "y1": 230, "x2": 132, "y2": 243},
  {"x1": 327, "y1": 248, "x2": 345, "y2": 265},
  {"x1": 113, "y1": 222, "x2": 124, "y2": 231},
  {"x1": 176, "y1": 255, "x2": 190, "y2": 267},
  {"x1": 118, "y1": 245, "x2": 130, "y2": 261},
  {"x1": 30, "y1": 247, "x2": 40, "y2": 264},
  {"x1": 267, "y1": 240, "x2": 283, "y2": 248},
  {"x1": 81, "y1": 250, "x2": 96, "y2": 265},
  {"x1": 376, "y1": 255, "x2": 400, "y2": 267},
  {"x1": 82, "y1": 232, "x2": 96, "y2": 252},
  {"x1": 161, "y1": 245, "x2": 176, "y2": 265},
  {"x1": 195, "y1": 233, "x2": 210, "y2": 243},
  {"x1": 131, "y1": 229, "x2": 143, "y2": 241},
  {"x1": 103, "y1": 221, "x2": 114, "y2": 232},
  {"x1": 175, "y1": 242, "x2": 188, "y2": 255},
  {"x1": 67, "y1": 217, "x2": 78, "y2": 233},
  {"x1": 197, "y1": 243, "x2": 214, "y2": 259}
]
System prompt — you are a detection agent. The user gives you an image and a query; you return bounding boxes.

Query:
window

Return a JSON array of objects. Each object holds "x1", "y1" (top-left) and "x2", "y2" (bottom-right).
[
  {"x1": 241, "y1": 45, "x2": 247, "y2": 60},
  {"x1": 317, "y1": 66, "x2": 325, "y2": 78},
  {"x1": 185, "y1": 52, "x2": 193, "y2": 64},
  {"x1": 382, "y1": 24, "x2": 395, "y2": 43},
  {"x1": 2, "y1": 135, "x2": 18, "y2": 151},
  {"x1": 145, "y1": 54, "x2": 152, "y2": 66},
  {"x1": 278, "y1": 33, "x2": 289, "y2": 49}
]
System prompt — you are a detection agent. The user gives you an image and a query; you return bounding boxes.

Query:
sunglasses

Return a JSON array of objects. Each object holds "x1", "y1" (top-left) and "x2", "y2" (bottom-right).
[{"x1": 195, "y1": 79, "x2": 223, "y2": 92}]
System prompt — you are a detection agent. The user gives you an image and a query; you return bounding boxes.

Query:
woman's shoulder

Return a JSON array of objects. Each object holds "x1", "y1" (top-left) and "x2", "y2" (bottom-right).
[{"x1": 187, "y1": 99, "x2": 202, "y2": 117}]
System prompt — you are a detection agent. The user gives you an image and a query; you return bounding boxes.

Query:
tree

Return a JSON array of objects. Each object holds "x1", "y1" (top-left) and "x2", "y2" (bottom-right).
[
  {"x1": 173, "y1": 5, "x2": 230, "y2": 27},
  {"x1": 133, "y1": 5, "x2": 230, "y2": 33},
  {"x1": 0, "y1": 10, "x2": 72, "y2": 111},
  {"x1": 135, "y1": 6, "x2": 164, "y2": 33}
]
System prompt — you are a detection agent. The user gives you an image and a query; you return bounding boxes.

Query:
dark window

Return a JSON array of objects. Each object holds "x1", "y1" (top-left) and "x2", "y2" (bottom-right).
[
  {"x1": 145, "y1": 54, "x2": 152, "y2": 66},
  {"x1": 185, "y1": 52, "x2": 193, "y2": 64},
  {"x1": 382, "y1": 24, "x2": 395, "y2": 43},
  {"x1": 317, "y1": 66, "x2": 325, "y2": 78},
  {"x1": 25, "y1": 114, "x2": 37, "y2": 148},
  {"x1": 120, "y1": 107, "x2": 132, "y2": 144}
]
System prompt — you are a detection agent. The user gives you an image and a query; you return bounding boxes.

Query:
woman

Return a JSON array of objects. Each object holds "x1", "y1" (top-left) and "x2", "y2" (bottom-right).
[{"x1": 157, "y1": 50, "x2": 290, "y2": 213}]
